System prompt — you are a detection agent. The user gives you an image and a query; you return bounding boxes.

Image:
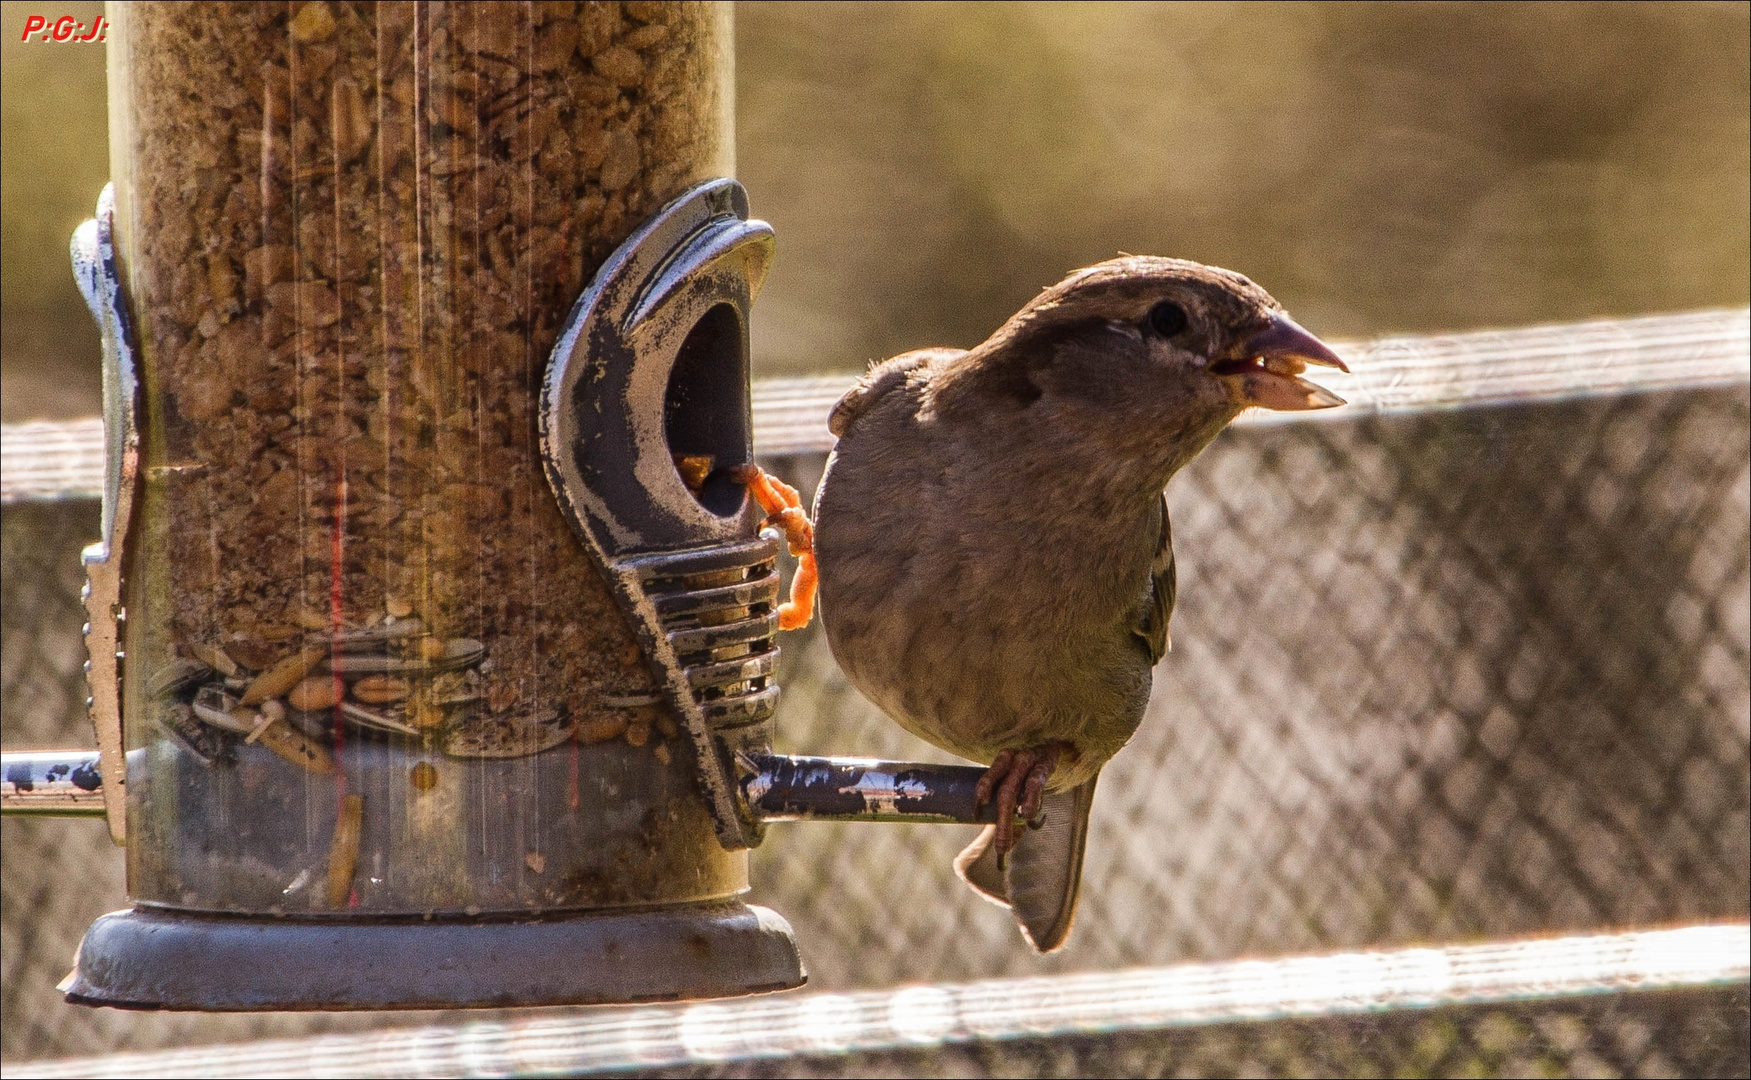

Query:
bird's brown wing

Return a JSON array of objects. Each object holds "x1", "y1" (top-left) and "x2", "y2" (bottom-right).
[
  {"x1": 827, "y1": 348, "x2": 962, "y2": 437},
  {"x1": 1133, "y1": 493, "x2": 1176, "y2": 665}
]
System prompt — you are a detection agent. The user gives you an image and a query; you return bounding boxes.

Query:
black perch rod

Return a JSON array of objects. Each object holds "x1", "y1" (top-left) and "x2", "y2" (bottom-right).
[
  {"x1": 0, "y1": 750, "x2": 109, "y2": 816},
  {"x1": 741, "y1": 753, "x2": 1005, "y2": 824}
]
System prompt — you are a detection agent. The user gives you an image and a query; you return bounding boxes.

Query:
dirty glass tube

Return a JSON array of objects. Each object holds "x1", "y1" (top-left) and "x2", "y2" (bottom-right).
[{"x1": 107, "y1": 1, "x2": 742, "y2": 915}]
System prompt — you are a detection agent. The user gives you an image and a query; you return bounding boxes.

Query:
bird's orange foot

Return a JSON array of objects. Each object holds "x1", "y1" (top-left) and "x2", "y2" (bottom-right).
[
  {"x1": 975, "y1": 742, "x2": 1074, "y2": 862},
  {"x1": 727, "y1": 464, "x2": 817, "y2": 632}
]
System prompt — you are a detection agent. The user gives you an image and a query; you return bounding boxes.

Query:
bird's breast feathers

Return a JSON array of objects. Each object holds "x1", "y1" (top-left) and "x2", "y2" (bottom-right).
[{"x1": 814, "y1": 403, "x2": 1158, "y2": 775}]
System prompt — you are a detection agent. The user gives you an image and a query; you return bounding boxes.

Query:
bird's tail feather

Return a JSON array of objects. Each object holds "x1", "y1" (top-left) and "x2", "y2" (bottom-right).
[{"x1": 953, "y1": 774, "x2": 1098, "y2": 953}]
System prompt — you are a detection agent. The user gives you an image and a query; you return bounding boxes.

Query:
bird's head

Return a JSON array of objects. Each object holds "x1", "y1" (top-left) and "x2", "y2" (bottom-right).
[{"x1": 937, "y1": 256, "x2": 1348, "y2": 484}]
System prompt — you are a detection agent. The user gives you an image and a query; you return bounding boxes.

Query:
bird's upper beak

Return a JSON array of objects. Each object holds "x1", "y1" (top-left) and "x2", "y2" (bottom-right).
[{"x1": 1212, "y1": 313, "x2": 1349, "y2": 411}]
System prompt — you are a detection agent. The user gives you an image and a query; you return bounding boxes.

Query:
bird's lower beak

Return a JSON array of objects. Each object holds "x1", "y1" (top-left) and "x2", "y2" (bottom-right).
[{"x1": 1213, "y1": 313, "x2": 1349, "y2": 411}]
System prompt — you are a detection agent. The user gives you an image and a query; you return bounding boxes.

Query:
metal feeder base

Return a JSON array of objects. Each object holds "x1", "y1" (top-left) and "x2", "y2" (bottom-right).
[{"x1": 63, "y1": 900, "x2": 804, "y2": 1010}]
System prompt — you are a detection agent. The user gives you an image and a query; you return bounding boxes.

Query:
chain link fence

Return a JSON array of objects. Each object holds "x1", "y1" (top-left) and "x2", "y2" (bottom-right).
[
  {"x1": 4, "y1": 352, "x2": 1748, "y2": 1070},
  {"x1": 752, "y1": 383, "x2": 1750, "y2": 994},
  {"x1": 1, "y1": 501, "x2": 101, "y2": 1056}
]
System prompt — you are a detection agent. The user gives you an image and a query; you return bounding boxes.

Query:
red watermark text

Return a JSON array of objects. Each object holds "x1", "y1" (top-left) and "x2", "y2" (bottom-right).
[{"x1": 20, "y1": 14, "x2": 107, "y2": 42}]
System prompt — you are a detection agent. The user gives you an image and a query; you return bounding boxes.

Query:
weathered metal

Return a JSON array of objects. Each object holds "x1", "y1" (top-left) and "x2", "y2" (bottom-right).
[
  {"x1": 69, "y1": 184, "x2": 138, "y2": 847},
  {"x1": 60, "y1": 901, "x2": 803, "y2": 1011},
  {"x1": 6, "y1": 749, "x2": 1014, "y2": 826},
  {"x1": 743, "y1": 754, "x2": 1005, "y2": 825},
  {"x1": 0, "y1": 750, "x2": 111, "y2": 817},
  {"x1": 541, "y1": 177, "x2": 781, "y2": 851}
]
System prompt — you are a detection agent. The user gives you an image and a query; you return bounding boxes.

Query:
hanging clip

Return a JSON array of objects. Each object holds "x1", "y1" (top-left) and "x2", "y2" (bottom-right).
[{"x1": 71, "y1": 183, "x2": 141, "y2": 847}]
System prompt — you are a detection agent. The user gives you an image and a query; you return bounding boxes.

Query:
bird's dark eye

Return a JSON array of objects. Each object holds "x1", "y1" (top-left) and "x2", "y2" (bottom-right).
[{"x1": 1146, "y1": 301, "x2": 1188, "y2": 338}]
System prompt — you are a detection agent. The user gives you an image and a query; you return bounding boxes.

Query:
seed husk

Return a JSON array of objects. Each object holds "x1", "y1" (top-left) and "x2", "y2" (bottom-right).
[
  {"x1": 156, "y1": 701, "x2": 234, "y2": 768},
  {"x1": 287, "y1": 675, "x2": 341, "y2": 711},
  {"x1": 255, "y1": 718, "x2": 336, "y2": 775},
  {"x1": 328, "y1": 618, "x2": 426, "y2": 648},
  {"x1": 338, "y1": 700, "x2": 422, "y2": 737},
  {"x1": 150, "y1": 659, "x2": 214, "y2": 700},
  {"x1": 577, "y1": 714, "x2": 630, "y2": 744},
  {"x1": 429, "y1": 671, "x2": 481, "y2": 705},
  {"x1": 191, "y1": 643, "x2": 239, "y2": 679},
  {"x1": 352, "y1": 674, "x2": 412, "y2": 704},
  {"x1": 441, "y1": 709, "x2": 572, "y2": 758},
  {"x1": 673, "y1": 453, "x2": 714, "y2": 492},
  {"x1": 325, "y1": 793, "x2": 364, "y2": 908},
  {"x1": 331, "y1": 77, "x2": 370, "y2": 164},
  {"x1": 328, "y1": 637, "x2": 485, "y2": 674},
  {"x1": 192, "y1": 686, "x2": 256, "y2": 734},
  {"x1": 223, "y1": 638, "x2": 279, "y2": 672},
  {"x1": 291, "y1": 608, "x2": 331, "y2": 632},
  {"x1": 240, "y1": 645, "x2": 329, "y2": 706},
  {"x1": 246, "y1": 698, "x2": 287, "y2": 743}
]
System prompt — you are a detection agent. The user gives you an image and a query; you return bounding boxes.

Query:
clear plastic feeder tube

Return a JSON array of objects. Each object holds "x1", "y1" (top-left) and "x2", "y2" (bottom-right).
[{"x1": 106, "y1": 0, "x2": 742, "y2": 916}]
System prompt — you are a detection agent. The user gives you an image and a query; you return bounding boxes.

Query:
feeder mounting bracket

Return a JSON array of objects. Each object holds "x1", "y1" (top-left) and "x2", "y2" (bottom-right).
[{"x1": 71, "y1": 183, "x2": 141, "y2": 847}]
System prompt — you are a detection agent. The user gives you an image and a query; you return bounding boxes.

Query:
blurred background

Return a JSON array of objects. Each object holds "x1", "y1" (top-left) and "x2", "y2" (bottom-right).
[
  {"x1": 3, "y1": 1, "x2": 1747, "y2": 1073},
  {"x1": 4, "y1": 1, "x2": 1747, "y2": 417}
]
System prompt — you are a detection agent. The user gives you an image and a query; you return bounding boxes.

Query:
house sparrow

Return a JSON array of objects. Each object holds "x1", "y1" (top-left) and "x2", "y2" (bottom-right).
[{"x1": 736, "y1": 257, "x2": 1347, "y2": 951}]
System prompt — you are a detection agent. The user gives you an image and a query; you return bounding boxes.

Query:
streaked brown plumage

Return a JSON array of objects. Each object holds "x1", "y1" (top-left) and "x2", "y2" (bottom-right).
[{"x1": 746, "y1": 257, "x2": 1347, "y2": 951}]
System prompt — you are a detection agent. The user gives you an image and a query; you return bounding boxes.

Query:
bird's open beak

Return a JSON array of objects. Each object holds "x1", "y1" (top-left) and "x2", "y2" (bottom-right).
[{"x1": 1213, "y1": 313, "x2": 1349, "y2": 411}]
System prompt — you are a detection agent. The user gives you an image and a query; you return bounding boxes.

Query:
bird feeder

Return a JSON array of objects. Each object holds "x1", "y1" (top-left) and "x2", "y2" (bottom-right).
[{"x1": 0, "y1": 1, "x2": 1005, "y2": 1011}]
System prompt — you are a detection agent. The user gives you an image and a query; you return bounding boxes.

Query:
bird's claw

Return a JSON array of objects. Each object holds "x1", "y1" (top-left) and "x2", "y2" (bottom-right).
[
  {"x1": 729, "y1": 464, "x2": 817, "y2": 632},
  {"x1": 762, "y1": 507, "x2": 813, "y2": 557},
  {"x1": 975, "y1": 742, "x2": 1071, "y2": 864}
]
